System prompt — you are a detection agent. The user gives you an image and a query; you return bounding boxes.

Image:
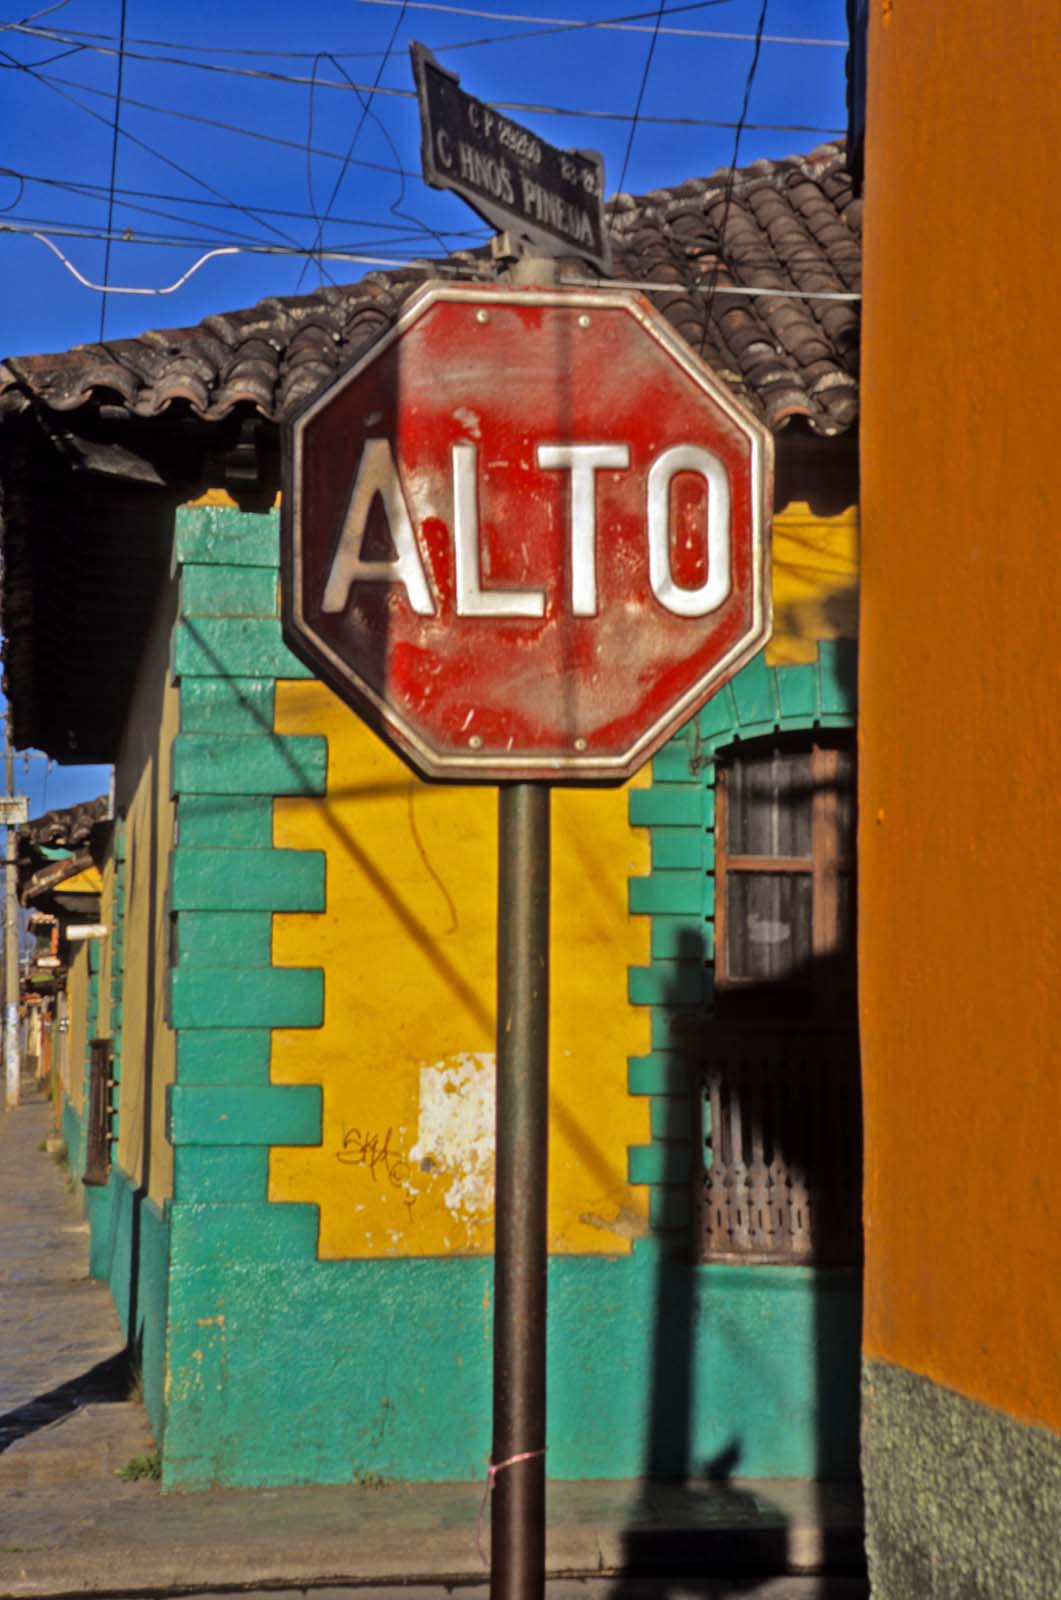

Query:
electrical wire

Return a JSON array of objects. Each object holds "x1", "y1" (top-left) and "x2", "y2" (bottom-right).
[
  {"x1": 0, "y1": 219, "x2": 862, "y2": 303},
  {"x1": 298, "y1": 2, "x2": 410, "y2": 290},
  {"x1": 616, "y1": 0, "x2": 666, "y2": 197},
  {"x1": 0, "y1": 208, "x2": 860, "y2": 284},
  {"x1": 9, "y1": 3, "x2": 846, "y2": 57},
  {"x1": 350, "y1": 0, "x2": 845, "y2": 49},
  {"x1": 327, "y1": 51, "x2": 456, "y2": 255},
  {"x1": 10, "y1": 64, "x2": 423, "y2": 180},
  {"x1": 701, "y1": 0, "x2": 768, "y2": 349},
  {"x1": 1, "y1": 163, "x2": 489, "y2": 238},
  {"x1": 0, "y1": 0, "x2": 69, "y2": 32},
  {"x1": 558, "y1": 270, "x2": 859, "y2": 302},
  {"x1": 0, "y1": 51, "x2": 347, "y2": 273},
  {"x1": 97, "y1": 0, "x2": 126, "y2": 340},
  {"x1": 1, "y1": 164, "x2": 859, "y2": 284},
  {"x1": 4, "y1": 35, "x2": 845, "y2": 131}
]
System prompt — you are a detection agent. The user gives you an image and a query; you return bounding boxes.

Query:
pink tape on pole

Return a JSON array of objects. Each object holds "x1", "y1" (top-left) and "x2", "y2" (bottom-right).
[{"x1": 475, "y1": 1448, "x2": 546, "y2": 1566}]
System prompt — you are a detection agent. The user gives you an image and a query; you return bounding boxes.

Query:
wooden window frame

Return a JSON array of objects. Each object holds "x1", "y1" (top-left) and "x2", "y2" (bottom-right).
[{"x1": 714, "y1": 737, "x2": 854, "y2": 991}]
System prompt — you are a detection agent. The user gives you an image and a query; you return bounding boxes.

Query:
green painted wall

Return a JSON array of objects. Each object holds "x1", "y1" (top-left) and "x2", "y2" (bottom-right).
[
  {"x1": 61, "y1": 1094, "x2": 84, "y2": 1183},
  {"x1": 110, "y1": 503, "x2": 863, "y2": 1490},
  {"x1": 163, "y1": 1208, "x2": 859, "y2": 1489},
  {"x1": 623, "y1": 643, "x2": 862, "y2": 1477},
  {"x1": 86, "y1": 1163, "x2": 170, "y2": 1443}
]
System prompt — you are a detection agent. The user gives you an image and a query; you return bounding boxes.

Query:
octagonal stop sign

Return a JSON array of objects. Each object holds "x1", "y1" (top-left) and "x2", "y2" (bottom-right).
[{"x1": 282, "y1": 283, "x2": 772, "y2": 783}]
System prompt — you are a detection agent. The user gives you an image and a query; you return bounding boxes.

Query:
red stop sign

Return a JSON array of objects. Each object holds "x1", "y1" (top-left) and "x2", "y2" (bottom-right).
[{"x1": 282, "y1": 283, "x2": 771, "y2": 783}]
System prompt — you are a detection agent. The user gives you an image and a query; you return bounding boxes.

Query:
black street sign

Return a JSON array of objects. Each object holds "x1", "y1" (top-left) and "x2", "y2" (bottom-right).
[{"x1": 411, "y1": 43, "x2": 611, "y2": 273}]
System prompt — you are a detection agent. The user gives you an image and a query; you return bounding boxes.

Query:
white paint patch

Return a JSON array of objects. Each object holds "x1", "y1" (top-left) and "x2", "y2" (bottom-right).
[
  {"x1": 453, "y1": 406, "x2": 482, "y2": 439},
  {"x1": 410, "y1": 1053, "x2": 496, "y2": 1232}
]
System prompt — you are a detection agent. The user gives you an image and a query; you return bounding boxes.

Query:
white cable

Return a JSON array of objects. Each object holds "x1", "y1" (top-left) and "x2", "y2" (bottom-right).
[
  {"x1": 2, "y1": 228, "x2": 455, "y2": 293},
  {"x1": 349, "y1": 0, "x2": 846, "y2": 46},
  {"x1": 560, "y1": 271, "x2": 860, "y2": 302},
  {"x1": 1, "y1": 222, "x2": 861, "y2": 303},
  {"x1": 21, "y1": 232, "x2": 243, "y2": 295}
]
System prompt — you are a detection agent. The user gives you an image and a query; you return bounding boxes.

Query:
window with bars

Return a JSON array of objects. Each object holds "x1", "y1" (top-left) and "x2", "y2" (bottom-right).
[
  {"x1": 697, "y1": 733, "x2": 862, "y2": 1265},
  {"x1": 82, "y1": 1037, "x2": 115, "y2": 1189},
  {"x1": 715, "y1": 736, "x2": 856, "y2": 997}
]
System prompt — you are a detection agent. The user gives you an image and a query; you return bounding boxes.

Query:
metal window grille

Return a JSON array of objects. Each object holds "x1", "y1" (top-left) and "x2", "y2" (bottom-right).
[
  {"x1": 83, "y1": 1038, "x2": 115, "y2": 1188},
  {"x1": 697, "y1": 735, "x2": 861, "y2": 1265}
]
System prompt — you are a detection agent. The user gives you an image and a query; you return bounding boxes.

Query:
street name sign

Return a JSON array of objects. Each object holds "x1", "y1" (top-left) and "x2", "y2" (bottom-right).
[
  {"x1": 282, "y1": 282, "x2": 772, "y2": 784},
  {"x1": 411, "y1": 43, "x2": 610, "y2": 272}
]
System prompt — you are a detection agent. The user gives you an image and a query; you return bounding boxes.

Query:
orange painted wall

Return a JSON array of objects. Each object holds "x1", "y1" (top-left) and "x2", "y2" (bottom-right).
[{"x1": 859, "y1": 4, "x2": 1061, "y2": 1428}]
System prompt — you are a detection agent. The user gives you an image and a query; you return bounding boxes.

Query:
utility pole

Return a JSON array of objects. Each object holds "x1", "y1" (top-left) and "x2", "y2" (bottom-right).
[{"x1": 4, "y1": 716, "x2": 21, "y2": 1110}]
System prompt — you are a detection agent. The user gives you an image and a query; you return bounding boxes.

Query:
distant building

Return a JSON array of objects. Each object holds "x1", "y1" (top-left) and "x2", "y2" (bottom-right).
[{"x1": 0, "y1": 144, "x2": 864, "y2": 1491}]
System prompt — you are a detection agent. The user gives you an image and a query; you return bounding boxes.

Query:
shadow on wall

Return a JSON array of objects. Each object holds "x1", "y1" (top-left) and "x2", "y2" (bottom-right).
[{"x1": 610, "y1": 875, "x2": 865, "y2": 1592}]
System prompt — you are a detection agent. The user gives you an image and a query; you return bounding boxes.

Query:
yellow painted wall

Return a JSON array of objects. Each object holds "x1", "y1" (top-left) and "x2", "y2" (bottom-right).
[
  {"x1": 112, "y1": 576, "x2": 179, "y2": 1205},
  {"x1": 64, "y1": 940, "x2": 89, "y2": 1112},
  {"x1": 268, "y1": 492, "x2": 858, "y2": 1260},
  {"x1": 96, "y1": 858, "x2": 114, "y2": 1040},
  {"x1": 270, "y1": 689, "x2": 651, "y2": 1258},
  {"x1": 860, "y1": 2, "x2": 1061, "y2": 1429},
  {"x1": 767, "y1": 502, "x2": 858, "y2": 667},
  {"x1": 58, "y1": 867, "x2": 103, "y2": 897}
]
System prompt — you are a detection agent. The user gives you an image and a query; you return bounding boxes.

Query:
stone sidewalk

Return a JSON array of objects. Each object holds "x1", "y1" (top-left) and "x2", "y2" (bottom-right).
[{"x1": 0, "y1": 1090, "x2": 867, "y2": 1600}]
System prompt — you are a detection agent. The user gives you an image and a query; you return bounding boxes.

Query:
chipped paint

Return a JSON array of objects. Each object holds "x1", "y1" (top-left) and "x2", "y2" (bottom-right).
[{"x1": 409, "y1": 1053, "x2": 496, "y2": 1236}]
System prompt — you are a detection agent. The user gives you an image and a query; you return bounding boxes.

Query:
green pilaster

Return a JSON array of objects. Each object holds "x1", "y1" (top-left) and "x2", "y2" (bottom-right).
[
  {"x1": 626, "y1": 644, "x2": 858, "y2": 1250},
  {"x1": 164, "y1": 502, "x2": 330, "y2": 1489}
]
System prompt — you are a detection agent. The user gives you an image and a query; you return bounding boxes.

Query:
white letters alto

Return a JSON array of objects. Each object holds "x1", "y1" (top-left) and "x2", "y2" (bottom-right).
[
  {"x1": 321, "y1": 438, "x2": 435, "y2": 617},
  {"x1": 322, "y1": 437, "x2": 732, "y2": 622},
  {"x1": 536, "y1": 443, "x2": 630, "y2": 615},
  {"x1": 647, "y1": 444, "x2": 731, "y2": 617},
  {"x1": 453, "y1": 442, "x2": 545, "y2": 618}
]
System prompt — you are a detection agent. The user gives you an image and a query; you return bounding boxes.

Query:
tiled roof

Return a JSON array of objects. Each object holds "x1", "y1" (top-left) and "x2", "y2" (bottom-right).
[{"x1": 0, "y1": 143, "x2": 860, "y2": 438}]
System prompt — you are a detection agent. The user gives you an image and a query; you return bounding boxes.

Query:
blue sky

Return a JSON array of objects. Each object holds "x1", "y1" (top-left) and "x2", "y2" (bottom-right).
[{"x1": 0, "y1": 0, "x2": 850, "y2": 816}]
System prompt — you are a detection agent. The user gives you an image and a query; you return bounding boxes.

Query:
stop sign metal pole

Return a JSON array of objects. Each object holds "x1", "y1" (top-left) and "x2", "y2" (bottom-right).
[
  {"x1": 489, "y1": 247, "x2": 553, "y2": 1600},
  {"x1": 492, "y1": 780, "x2": 549, "y2": 1600}
]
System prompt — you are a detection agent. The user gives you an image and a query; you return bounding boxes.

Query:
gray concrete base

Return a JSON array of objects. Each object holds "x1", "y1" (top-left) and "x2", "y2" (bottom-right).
[
  {"x1": 0, "y1": 1475, "x2": 866, "y2": 1598},
  {"x1": 0, "y1": 1091, "x2": 866, "y2": 1600},
  {"x1": 862, "y1": 1359, "x2": 1061, "y2": 1600}
]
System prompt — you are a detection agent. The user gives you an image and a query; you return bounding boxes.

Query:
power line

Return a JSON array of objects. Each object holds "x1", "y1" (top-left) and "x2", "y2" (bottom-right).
[
  {"x1": 702, "y1": 0, "x2": 769, "y2": 348},
  {"x1": 349, "y1": 0, "x2": 846, "y2": 48},
  {"x1": 0, "y1": 0, "x2": 69, "y2": 32},
  {"x1": 326, "y1": 50, "x2": 458, "y2": 258},
  {"x1": 0, "y1": 220, "x2": 862, "y2": 304},
  {"x1": 2, "y1": 163, "x2": 489, "y2": 237},
  {"x1": 0, "y1": 214, "x2": 489, "y2": 262},
  {"x1": 616, "y1": 0, "x2": 666, "y2": 196},
  {"x1": 97, "y1": 0, "x2": 127, "y2": 340},
  {"x1": 1, "y1": 191, "x2": 858, "y2": 286},
  {"x1": 298, "y1": 3, "x2": 410, "y2": 291},
  {"x1": 11, "y1": 64, "x2": 423, "y2": 180},
  {"x1": 0, "y1": 49, "x2": 330, "y2": 260},
  {"x1": 12, "y1": 55, "x2": 844, "y2": 135},
  {"x1": 559, "y1": 269, "x2": 859, "y2": 302},
  {"x1": 10, "y1": 3, "x2": 846, "y2": 58},
  {"x1": 1, "y1": 206, "x2": 859, "y2": 285},
  {"x1": 1, "y1": 165, "x2": 857, "y2": 286},
  {"x1": 0, "y1": 222, "x2": 483, "y2": 295}
]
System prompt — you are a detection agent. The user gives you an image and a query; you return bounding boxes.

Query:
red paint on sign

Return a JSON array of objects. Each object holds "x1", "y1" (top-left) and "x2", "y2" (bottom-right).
[{"x1": 282, "y1": 283, "x2": 772, "y2": 783}]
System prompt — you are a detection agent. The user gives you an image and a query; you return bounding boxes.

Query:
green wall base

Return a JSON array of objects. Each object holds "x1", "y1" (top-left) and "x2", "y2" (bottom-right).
[
  {"x1": 61, "y1": 1094, "x2": 84, "y2": 1184},
  {"x1": 85, "y1": 1161, "x2": 170, "y2": 1444},
  {"x1": 162, "y1": 1211, "x2": 860, "y2": 1490}
]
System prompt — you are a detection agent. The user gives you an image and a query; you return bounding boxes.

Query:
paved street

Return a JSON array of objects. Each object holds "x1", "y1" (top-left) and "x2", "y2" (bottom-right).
[
  {"x1": 0, "y1": 1091, "x2": 867, "y2": 1600},
  {"x1": 0, "y1": 1088, "x2": 141, "y2": 1455}
]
